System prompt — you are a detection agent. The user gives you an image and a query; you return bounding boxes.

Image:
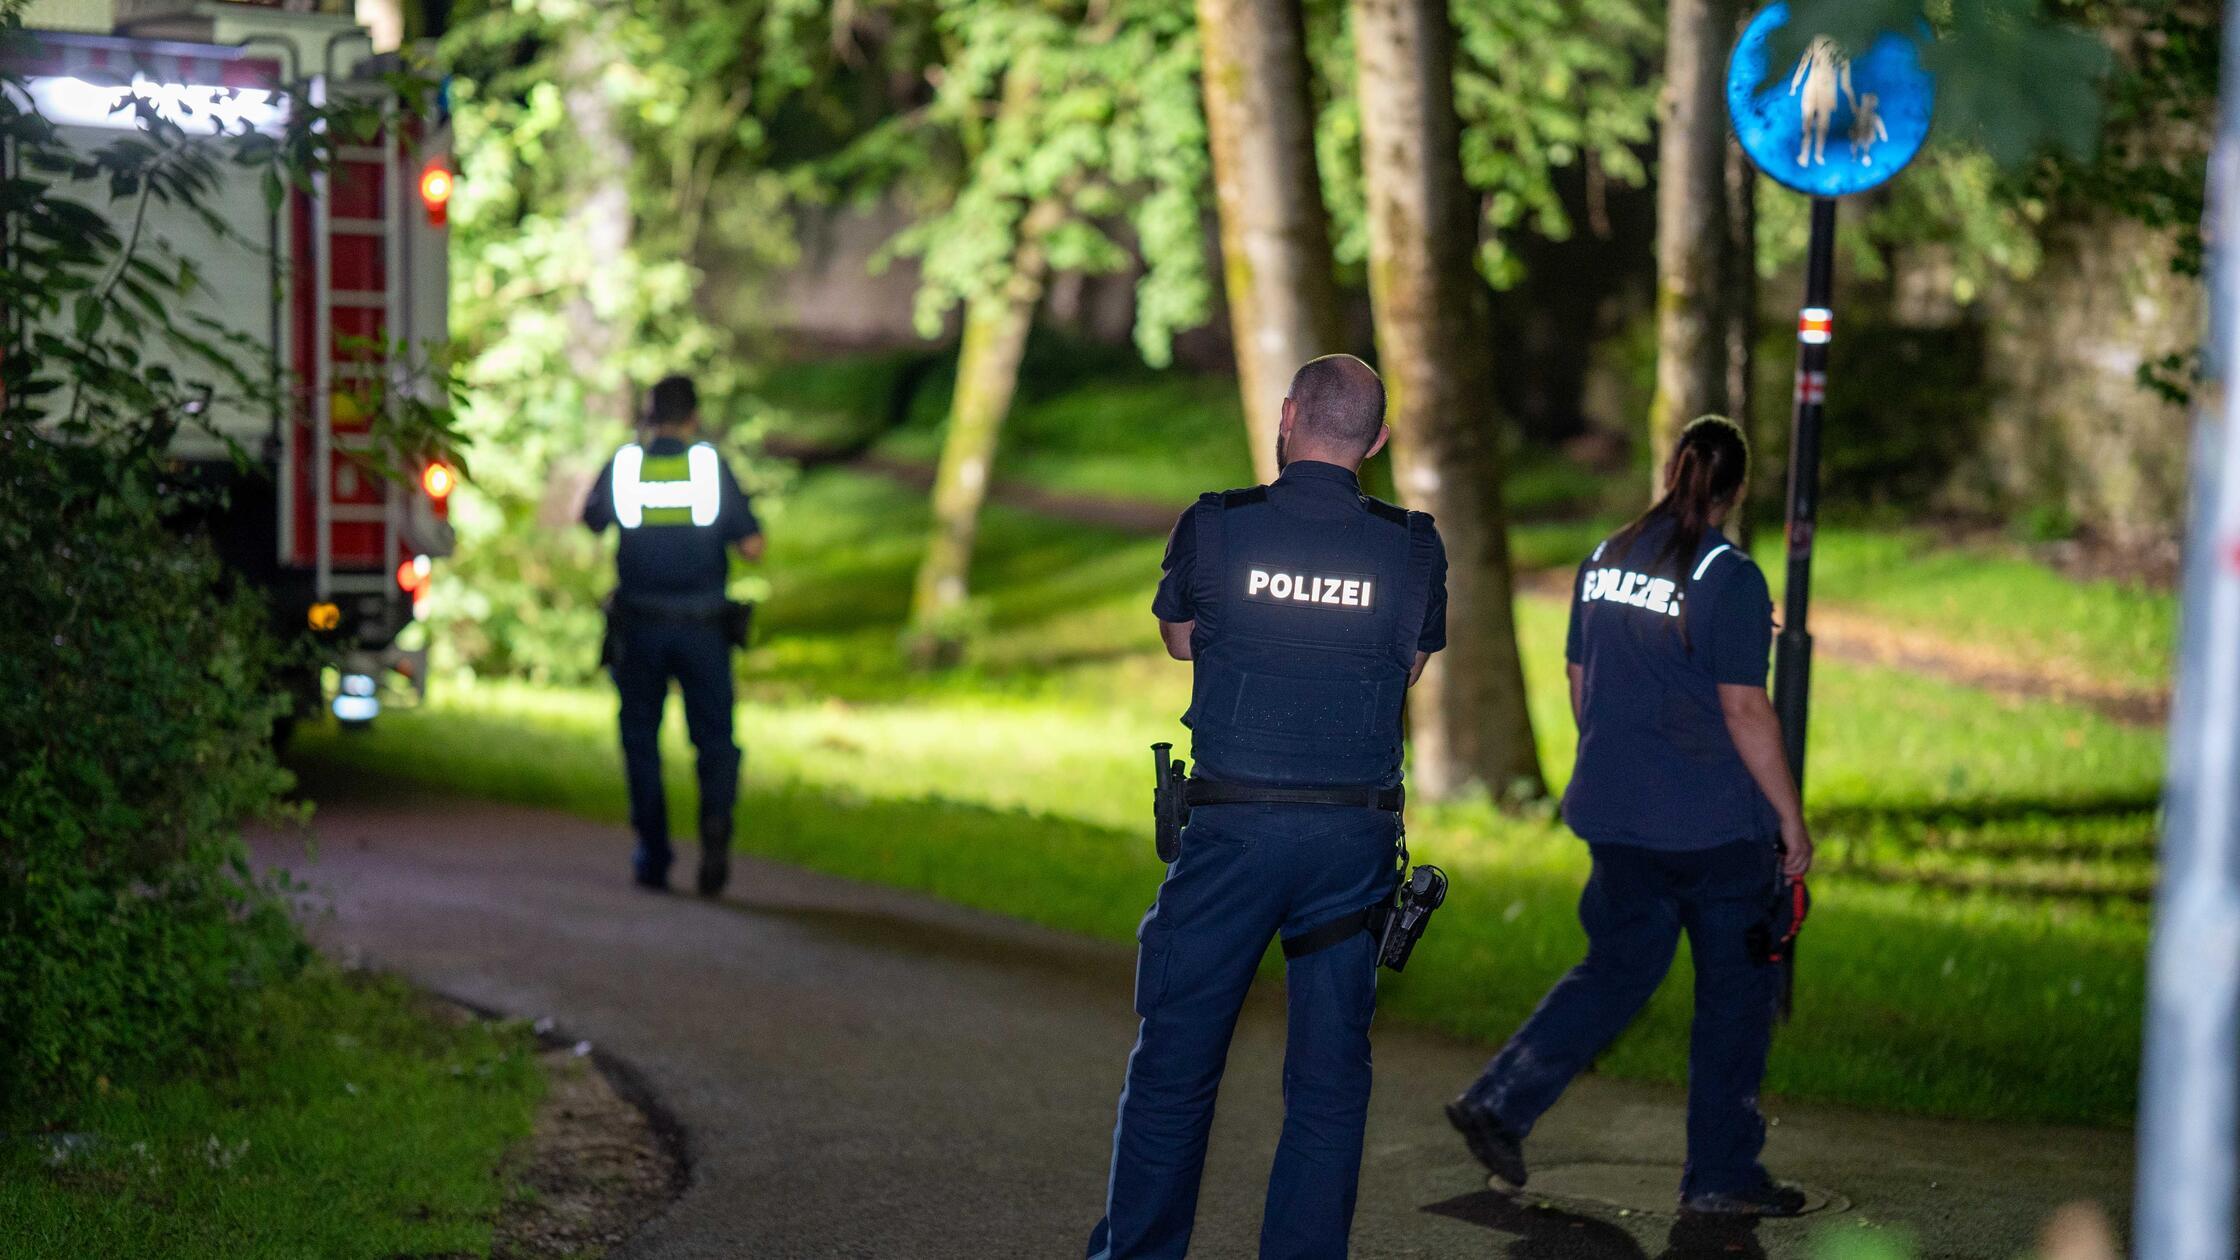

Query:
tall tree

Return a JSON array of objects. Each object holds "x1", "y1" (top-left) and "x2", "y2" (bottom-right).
[
  {"x1": 1194, "y1": 0, "x2": 1342, "y2": 483},
  {"x1": 1347, "y1": 0, "x2": 1543, "y2": 803},
  {"x1": 1647, "y1": 0, "x2": 1743, "y2": 491},
  {"x1": 829, "y1": 1, "x2": 1211, "y2": 664}
]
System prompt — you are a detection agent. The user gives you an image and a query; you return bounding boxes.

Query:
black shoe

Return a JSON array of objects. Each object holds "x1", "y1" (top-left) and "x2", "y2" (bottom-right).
[
  {"x1": 1680, "y1": 1181, "x2": 1808, "y2": 1218},
  {"x1": 695, "y1": 854, "x2": 730, "y2": 898},
  {"x1": 1446, "y1": 1099, "x2": 1528, "y2": 1188},
  {"x1": 633, "y1": 869, "x2": 671, "y2": 893}
]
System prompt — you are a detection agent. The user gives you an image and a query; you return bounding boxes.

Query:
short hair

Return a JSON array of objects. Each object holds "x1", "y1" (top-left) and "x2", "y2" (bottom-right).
[
  {"x1": 645, "y1": 375, "x2": 698, "y2": 426},
  {"x1": 1286, "y1": 355, "x2": 1385, "y2": 454}
]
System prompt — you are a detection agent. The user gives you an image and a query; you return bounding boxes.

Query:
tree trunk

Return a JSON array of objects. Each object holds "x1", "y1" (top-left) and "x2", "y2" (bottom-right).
[
  {"x1": 1348, "y1": 0, "x2": 1544, "y2": 804},
  {"x1": 905, "y1": 203, "x2": 1061, "y2": 668},
  {"x1": 1195, "y1": 0, "x2": 1344, "y2": 484},
  {"x1": 1646, "y1": 0, "x2": 1739, "y2": 496},
  {"x1": 1724, "y1": 131, "x2": 1761, "y2": 549},
  {"x1": 560, "y1": 24, "x2": 634, "y2": 437}
]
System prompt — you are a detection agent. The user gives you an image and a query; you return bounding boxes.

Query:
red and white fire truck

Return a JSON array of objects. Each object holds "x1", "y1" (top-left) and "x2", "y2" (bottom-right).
[{"x1": 4, "y1": 0, "x2": 454, "y2": 727}]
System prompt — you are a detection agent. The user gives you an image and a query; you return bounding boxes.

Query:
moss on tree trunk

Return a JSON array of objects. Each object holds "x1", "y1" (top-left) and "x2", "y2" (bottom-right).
[
  {"x1": 1348, "y1": 0, "x2": 1544, "y2": 804},
  {"x1": 1196, "y1": 0, "x2": 1344, "y2": 484}
]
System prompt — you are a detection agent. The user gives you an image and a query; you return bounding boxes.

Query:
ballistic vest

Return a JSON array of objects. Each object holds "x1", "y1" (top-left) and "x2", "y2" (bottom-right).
[
  {"x1": 612, "y1": 442, "x2": 721, "y2": 529},
  {"x1": 1185, "y1": 476, "x2": 1436, "y2": 789},
  {"x1": 607, "y1": 439, "x2": 732, "y2": 603}
]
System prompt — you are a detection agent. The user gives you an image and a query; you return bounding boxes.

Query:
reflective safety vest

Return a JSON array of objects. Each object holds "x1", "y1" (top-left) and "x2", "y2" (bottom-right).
[
  {"x1": 613, "y1": 442, "x2": 721, "y2": 529},
  {"x1": 1185, "y1": 486, "x2": 1438, "y2": 789}
]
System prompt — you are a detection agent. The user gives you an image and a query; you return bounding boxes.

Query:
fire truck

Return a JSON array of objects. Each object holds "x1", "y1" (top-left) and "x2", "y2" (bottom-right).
[{"x1": 3, "y1": 0, "x2": 454, "y2": 728}]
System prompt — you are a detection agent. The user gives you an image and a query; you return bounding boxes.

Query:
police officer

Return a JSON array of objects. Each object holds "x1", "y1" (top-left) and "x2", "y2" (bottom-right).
[
  {"x1": 1087, "y1": 355, "x2": 1446, "y2": 1260},
  {"x1": 1445, "y1": 415, "x2": 1814, "y2": 1216},
  {"x1": 581, "y1": 374, "x2": 764, "y2": 896}
]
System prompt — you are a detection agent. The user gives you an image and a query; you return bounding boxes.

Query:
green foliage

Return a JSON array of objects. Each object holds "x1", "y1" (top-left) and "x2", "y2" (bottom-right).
[
  {"x1": 0, "y1": 969, "x2": 542, "y2": 1259},
  {"x1": 0, "y1": 429, "x2": 305, "y2": 1116},
  {"x1": 1311, "y1": 0, "x2": 1661, "y2": 289},
  {"x1": 431, "y1": 0, "x2": 837, "y2": 679},
  {"x1": 0, "y1": 12, "x2": 469, "y2": 1117},
  {"x1": 821, "y1": 0, "x2": 1212, "y2": 366},
  {"x1": 1776, "y1": 0, "x2": 2114, "y2": 167}
]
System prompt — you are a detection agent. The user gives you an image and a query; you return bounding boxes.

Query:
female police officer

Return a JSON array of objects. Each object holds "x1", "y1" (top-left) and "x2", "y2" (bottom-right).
[{"x1": 1444, "y1": 415, "x2": 1814, "y2": 1217}]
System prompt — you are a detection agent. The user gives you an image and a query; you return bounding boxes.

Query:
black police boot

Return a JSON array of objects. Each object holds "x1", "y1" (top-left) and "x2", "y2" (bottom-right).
[
  {"x1": 1680, "y1": 1180, "x2": 1809, "y2": 1218},
  {"x1": 631, "y1": 842, "x2": 671, "y2": 893},
  {"x1": 695, "y1": 819, "x2": 731, "y2": 898},
  {"x1": 1446, "y1": 1098, "x2": 1528, "y2": 1188}
]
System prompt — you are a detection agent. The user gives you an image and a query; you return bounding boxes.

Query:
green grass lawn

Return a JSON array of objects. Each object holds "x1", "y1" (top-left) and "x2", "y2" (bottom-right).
[
  {"x1": 757, "y1": 350, "x2": 2176, "y2": 694},
  {"x1": 0, "y1": 970, "x2": 542, "y2": 1259},
  {"x1": 313, "y1": 468, "x2": 2160, "y2": 1128}
]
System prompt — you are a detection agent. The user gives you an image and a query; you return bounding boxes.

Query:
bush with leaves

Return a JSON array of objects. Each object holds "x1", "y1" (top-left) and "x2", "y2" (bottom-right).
[
  {"x1": 0, "y1": 430, "x2": 307, "y2": 1116},
  {"x1": 0, "y1": 9, "x2": 448, "y2": 1117}
]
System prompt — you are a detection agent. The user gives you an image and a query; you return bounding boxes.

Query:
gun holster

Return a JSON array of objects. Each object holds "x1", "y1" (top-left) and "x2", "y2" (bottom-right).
[
  {"x1": 1150, "y1": 742, "x2": 1190, "y2": 863},
  {"x1": 722, "y1": 599, "x2": 754, "y2": 650},
  {"x1": 599, "y1": 595, "x2": 625, "y2": 672},
  {"x1": 1370, "y1": 862, "x2": 1448, "y2": 972}
]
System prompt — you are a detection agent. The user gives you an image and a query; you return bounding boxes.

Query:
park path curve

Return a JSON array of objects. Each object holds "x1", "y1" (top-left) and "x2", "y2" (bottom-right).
[{"x1": 251, "y1": 786, "x2": 2133, "y2": 1259}]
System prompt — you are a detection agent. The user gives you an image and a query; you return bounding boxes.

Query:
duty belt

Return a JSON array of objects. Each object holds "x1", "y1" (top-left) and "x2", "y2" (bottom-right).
[{"x1": 1182, "y1": 779, "x2": 1404, "y2": 813}]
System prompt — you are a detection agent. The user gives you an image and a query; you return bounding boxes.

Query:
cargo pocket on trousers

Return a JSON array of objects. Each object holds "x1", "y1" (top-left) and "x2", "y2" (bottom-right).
[{"x1": 1134, "y1": 922, "x2": 1173, "y2": 1018}]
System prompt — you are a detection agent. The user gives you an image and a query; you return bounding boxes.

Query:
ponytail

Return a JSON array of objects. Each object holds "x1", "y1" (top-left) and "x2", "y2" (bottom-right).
[{"x1": 1603, "y1": 415, "x2": 1750, "y2": 647}]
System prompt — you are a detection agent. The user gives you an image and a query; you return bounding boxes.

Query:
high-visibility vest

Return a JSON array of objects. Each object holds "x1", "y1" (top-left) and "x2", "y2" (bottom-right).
[{"x1": 612, "y1": 442, "x2": 721, "y2": 529}]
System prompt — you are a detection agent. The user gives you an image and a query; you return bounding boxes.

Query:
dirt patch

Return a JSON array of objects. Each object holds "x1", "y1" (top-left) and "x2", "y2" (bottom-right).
[{"x1": 491, "y1": 1045, "x2": 685, "y2": 1259}]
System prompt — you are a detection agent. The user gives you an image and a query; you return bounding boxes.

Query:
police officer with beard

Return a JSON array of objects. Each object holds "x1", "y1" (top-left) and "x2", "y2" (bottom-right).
[
  {"x1": 1088, "y1": 355, "x2": 1447, "y2": 1260},
  {"x1": 582, "y1": 375, "x2": 763, "y2": 896}
]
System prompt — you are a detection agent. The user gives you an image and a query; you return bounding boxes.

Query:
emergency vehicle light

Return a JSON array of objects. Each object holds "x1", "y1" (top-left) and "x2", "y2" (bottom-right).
[
  {"x1": 421, "y1": 461, "x2": 456, "y2": 500},
  {"x1": 396, "y1": 554, "x2": 432, "y2": 594},
  {"x1": 418, "y1": 162, "x2": 453, "y2": 227},
  {"x1": 21, "y1": 74, "x2": 288, "y2": 136},
  {"x1": 333, "y1": 672, "x2": 380, "y2": 725}
]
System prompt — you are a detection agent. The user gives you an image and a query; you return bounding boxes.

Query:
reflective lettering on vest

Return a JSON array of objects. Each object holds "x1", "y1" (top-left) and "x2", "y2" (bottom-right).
[
  {"x1": 1583, "y1": 566, "x2": 1683, "y2": 618},
  {"x1": 614, "y1": 442, "x2": 721, "y2": 529},
  {"x1": 1243, "y1": 566, "x2": 1376, "y2": 611}
]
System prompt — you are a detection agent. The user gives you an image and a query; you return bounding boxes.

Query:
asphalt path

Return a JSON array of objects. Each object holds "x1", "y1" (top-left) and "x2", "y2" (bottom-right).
[{"x1": 250, "y1": 789, "x2": 2133, "y2": 1259}]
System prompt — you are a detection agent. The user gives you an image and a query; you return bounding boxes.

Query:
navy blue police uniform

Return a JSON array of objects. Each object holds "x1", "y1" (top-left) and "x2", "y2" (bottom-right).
[
  {"x1": 1456, "y1": 516, "x2": 1782, "y2": 1200},
  {"x1": 1088, "y1": 459, "x2": 1447, "y2": 1260},
  {"x1": 582, "y1": 437, "x2": 760, "y2": 885}
]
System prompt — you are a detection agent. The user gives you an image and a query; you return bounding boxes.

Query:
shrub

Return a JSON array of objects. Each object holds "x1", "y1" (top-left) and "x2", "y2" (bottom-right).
[{"x1": 0, "y1": 429, "x2": 306, "y2": 1117}]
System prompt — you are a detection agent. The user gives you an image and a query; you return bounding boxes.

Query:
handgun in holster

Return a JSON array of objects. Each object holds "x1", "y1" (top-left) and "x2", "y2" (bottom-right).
[
  {"x1": 1369, "y1": 860, "x2": 1448, "y2": 972},
  {"x1": 1150, "y1": 742, "x2": 1190, "y2": 863}
]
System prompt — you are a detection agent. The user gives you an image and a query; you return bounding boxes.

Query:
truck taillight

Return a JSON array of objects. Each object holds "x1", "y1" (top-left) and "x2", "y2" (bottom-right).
[
  {"x1": 422, "y1": 461, "x2": 456, "y2": 500},
  {"x1": 396, "y1": 553, "x2": 432, "y2": 594},
  {"x1": 419, "y1": 162, "x2": 453, "y2": 227}
]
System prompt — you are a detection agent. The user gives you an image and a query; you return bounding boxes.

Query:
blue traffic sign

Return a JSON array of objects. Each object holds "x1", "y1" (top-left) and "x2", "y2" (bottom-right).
[{"x1": 1727, "y1": 3, "x2": 1935, "y2": 198}]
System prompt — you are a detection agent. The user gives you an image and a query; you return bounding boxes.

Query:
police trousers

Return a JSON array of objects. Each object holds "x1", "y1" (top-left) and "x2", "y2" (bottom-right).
[
  {"x1": 1089, "y1": 804, "x2": 1398, "y2": 1260},
  {"x1": 1459, "y1": 837, "x2": 1780, "y2": 1197},
  {"x1": 609, "y1": 612, "x2": 738, "y2": 879}
]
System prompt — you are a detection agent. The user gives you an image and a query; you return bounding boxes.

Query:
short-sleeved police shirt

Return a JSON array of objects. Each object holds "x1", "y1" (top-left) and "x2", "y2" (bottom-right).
[
  {"x1": 582, "y1": 436, "x2": 760, "y2": 601},
  {"x1": 1560, "y1": 516, "x2": 1778, "y2": 850},
  {"x1": 1153, "y1": 460, "x2": 1447, "y2": 655}
]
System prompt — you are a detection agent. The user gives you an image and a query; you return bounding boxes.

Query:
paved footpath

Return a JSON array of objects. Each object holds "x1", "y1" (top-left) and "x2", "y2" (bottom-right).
[{"x1": 250, "y1": 790, "x2": 2133, "y2": 1260}]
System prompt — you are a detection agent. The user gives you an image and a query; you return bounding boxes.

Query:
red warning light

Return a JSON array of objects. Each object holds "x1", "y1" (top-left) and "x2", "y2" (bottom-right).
[{"x1": 419, "y1": 162, "x2": 453, "y2": 227}]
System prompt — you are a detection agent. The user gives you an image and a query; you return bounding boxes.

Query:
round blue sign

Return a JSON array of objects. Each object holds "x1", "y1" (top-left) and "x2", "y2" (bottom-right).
[{"x1": 1727, "y1": 2, "x2": 1935, "y2": 197}]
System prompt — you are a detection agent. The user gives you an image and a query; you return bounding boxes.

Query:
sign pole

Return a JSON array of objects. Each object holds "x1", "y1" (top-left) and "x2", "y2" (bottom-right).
[{"x1": 1773, "y1": 195, "x2": 1836, "y2": 791}]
